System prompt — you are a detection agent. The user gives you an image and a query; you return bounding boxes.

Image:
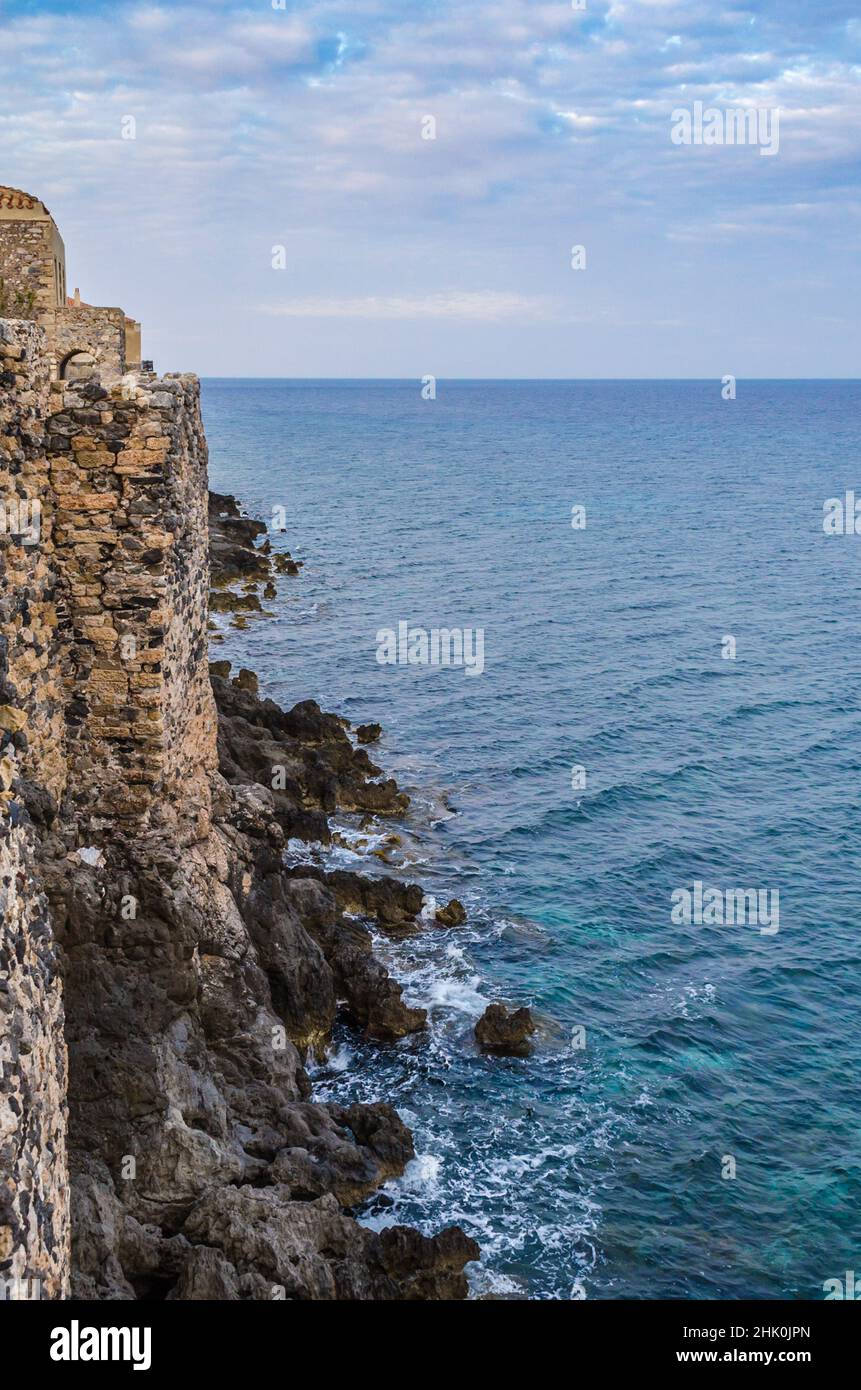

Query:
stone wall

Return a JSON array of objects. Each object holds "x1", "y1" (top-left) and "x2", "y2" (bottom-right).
[
  {"x1": 0, "y1": 820, "x2": 69, "y2": 1300},
  {"x1": 0, "y1": 318, "x2": 218, "y2": 1297},
  {"x1": 0, "y1": 319, "x2": 70, "y2": 1299},
  {"x1": 47, "y1": 371, "x2": 217, "y2": 831},
  {"x1": 0, "y1": 218, "x2": 55, "y2": 325},
  {"x1": 54, "y1": 305, "x2": 127, "y2": 382}
]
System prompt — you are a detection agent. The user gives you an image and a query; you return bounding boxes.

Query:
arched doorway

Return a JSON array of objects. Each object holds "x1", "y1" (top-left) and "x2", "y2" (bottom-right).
[{"x1": 59, "y1": 350, "x2": 97, "y2": 382}]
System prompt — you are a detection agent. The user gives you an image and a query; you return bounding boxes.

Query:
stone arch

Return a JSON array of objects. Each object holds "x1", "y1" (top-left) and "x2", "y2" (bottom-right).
[{"x1": 59, "y1": 348, "x2": 97, "y2": 382}]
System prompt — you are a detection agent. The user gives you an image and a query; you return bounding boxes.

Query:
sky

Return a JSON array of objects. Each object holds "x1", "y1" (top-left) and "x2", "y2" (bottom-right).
[{"x1": 0, "y1": 0, "x2": 858, "y2": 376}]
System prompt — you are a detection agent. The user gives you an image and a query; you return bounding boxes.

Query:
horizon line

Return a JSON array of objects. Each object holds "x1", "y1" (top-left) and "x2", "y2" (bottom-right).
[{"x1": 194, "y1": 375, "x2": 861, "y2": 383}]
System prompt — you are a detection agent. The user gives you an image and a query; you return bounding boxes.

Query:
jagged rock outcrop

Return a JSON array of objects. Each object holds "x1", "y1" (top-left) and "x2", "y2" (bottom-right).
[
  {"x1": 214, "y1": 674, "x2": 409, "y2": 840},
  {"x1": 475, "y1": 1003, "x2": 536, "y2": 1058},
  {"x1": 436, "y1": 898, "x2": 467, "y2": 928}
]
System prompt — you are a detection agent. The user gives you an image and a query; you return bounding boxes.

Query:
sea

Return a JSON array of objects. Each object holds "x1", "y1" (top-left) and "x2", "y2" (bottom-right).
[{"x1": 202, "y1": 378, "x2": 861, "y2": 1301}]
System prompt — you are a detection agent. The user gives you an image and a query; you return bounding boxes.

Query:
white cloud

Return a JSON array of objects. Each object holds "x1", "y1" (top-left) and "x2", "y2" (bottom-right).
[{"x1": 0, "y1": 0, "x2": 857, "y2": 372}]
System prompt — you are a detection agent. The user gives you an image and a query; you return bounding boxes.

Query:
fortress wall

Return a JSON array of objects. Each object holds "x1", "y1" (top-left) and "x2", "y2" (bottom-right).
[
  {"x1": 0, "y1": 320, "x2": 67, "y2": 813},
  {"x1": 0, "y1": 319, "x2": 70, "y2": 1299},
  {"x1": 1, "y1": 319, "x2": 218, "y2": 1297},
  {"x1": 0, "y1": 816, "x2": 69, "y2": 1300},
  {"x1": 46, "y1": 371, "x2": 217, "y2": 832}
]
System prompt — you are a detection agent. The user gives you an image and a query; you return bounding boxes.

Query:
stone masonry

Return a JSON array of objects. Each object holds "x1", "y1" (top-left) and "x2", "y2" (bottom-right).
[
  {"x1": 0, "y1": 187, "x2": 141, "y2": 381},
  {"x1": 0, "y1": 316, "x2": 217, "y2": 1296},
  {"x1": 0, "y1": 319, "x2": 70, "y2": 1299},
  {"x1": 48, "y1": 371, "x2": 217, "y2": 829}
]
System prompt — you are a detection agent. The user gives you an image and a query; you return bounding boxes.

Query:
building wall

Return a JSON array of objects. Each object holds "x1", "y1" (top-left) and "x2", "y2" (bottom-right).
[
  {"x1": 0, "y1": 189, "x2": 138, "y2": 379},
  {"x1": 54, "y1": 305, "x2": 127, "y2": 382},
  {"x1": 124, "y1": 319, "x2": 142, "y2": 371},
  {"x1": 0, "y1": 190, "x2": 66, "y2": 350}
]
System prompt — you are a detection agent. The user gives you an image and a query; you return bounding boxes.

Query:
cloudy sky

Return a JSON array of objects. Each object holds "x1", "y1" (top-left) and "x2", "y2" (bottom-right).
[{"x1": 1, "y1": 0, "x2": 858, "y2": 376}]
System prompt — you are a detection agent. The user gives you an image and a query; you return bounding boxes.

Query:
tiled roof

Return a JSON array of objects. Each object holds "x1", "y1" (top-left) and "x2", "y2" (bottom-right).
[{"x1": 0, "y1": 186, "x2": 52, "y2": 216}]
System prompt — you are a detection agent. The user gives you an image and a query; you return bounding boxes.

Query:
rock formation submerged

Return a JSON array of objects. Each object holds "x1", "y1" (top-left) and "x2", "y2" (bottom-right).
[{"x1": 0, "y1": 321, "x2": 478, "y2": 1300}]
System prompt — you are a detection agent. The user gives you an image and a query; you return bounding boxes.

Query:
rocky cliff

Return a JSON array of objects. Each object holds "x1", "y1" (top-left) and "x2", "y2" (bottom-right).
[{"x1": 0, "y1": 318, "x2": 477, "y2": 1300}]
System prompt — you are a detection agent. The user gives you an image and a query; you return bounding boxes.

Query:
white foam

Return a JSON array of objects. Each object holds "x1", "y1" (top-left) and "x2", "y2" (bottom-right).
[{"x1": 397, "y1": 1153, "x2": 442, "y2": 1191}]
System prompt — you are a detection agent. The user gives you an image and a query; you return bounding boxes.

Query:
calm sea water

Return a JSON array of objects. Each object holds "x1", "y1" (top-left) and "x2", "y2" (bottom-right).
[{"x1": 203, "y1": 379, "x2": 861, "y2": 1301}]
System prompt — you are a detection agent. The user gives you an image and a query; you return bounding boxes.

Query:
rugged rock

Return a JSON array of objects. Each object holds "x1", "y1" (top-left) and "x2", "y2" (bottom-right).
[
  {"x1": 356, "y1": 722, "x2": 382, "y2": 744},
  {"x1": 232, "y1": 667, "x2": 259, "y2": 694},
  {"x1": 208, "y1": 491, "x2": 270, "y2": 584},
  {"x1": 181, "y1": 1186, "x2": 478, "y2": 1300},
  {"x1": 436, "y1": 898, "x2": 467, "y2": 927},
  {"x1": 283, "y1": 864, "x2": 424, "y2": 931},
  {"x1": 475, "y1": 1003, "x2": 536, "y2": 1057},
  {"x1": 214, "y1": 675, "x2": 410, "y2": 831}
]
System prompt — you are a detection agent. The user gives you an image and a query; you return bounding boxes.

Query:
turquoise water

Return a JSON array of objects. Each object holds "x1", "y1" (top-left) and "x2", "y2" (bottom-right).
[{"x1": 203, "y1": 379, "x2": 861, "y2": 1300}]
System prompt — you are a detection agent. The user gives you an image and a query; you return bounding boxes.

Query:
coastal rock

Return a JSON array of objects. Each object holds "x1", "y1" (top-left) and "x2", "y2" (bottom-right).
[
  {"x1": 182, "y1": 1185, "x2": 478, "y2": 1300},
  {"x1": 213, "y1": 676, "x2": 409, "y2": 824},
  {"x1": 436, "y1": 898, "x2": 467, "y2": 927},
  {"x1": 232, "y1": 667, "x2": 259, "y2": 694},
  {"x1": 356, "y1": 722, "x2": 382, "y2": 744},
  {"x1": 283, "y1": 864, "x2": 424, "y2": 931},
  {"x1": 208, "y1": 491, "x2": 270, "y2": 584},
  {"x1": 475, "y1": 1003, "x2": 536, "y2": 1057},
  {"x1": 270, "y1": 1101, "x2": 414, "y2": 1205},
  {"x1": 301, "y1": 897, "x2": 427, "y2": 1040}
]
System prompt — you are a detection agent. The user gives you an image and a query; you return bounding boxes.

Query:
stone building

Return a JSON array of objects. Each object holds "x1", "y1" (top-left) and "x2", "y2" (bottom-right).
[{"x1": 0, "y1": 185, "x2": 142, "y2": 381}]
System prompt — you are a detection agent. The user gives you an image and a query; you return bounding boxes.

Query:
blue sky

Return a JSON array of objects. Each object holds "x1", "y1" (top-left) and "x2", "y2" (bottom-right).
[{"x1": 1, "y1": 0, "x2": 858, "y2": 375}]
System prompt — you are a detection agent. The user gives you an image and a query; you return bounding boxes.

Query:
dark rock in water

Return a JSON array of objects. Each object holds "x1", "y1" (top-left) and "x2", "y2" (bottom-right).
[
  {"x1": 356, "y1": 722, "x2": 382, "y2": 744},
  {"x1": 209, "y1": 660, "x2": 232, "y2": 679},
  {"x1": 284, "y1": 864, "x2": 423, "y2": 931},
  {"x1": 212, "y1": 676, "x2": 409, "y2": 824},
  {"x1": 475, "y1": 1003, "x2": 536, "y2": 1057},
  {"x1": 269, "y1": 1100, "x2": 415, "y2": 1206},
  {"x1": 263, "y1": 581, "x2": 277, "y2": 600},
  {"x1": 209, "y1": 491, "x2": 270, "y2": 585},
  {"x1": 435, "y1": 898, "x2": 466, "y2": 927},
  {"x1": 210, "y1": 589, "x2": 262, "y2": 615},
  {"x1": 232, "y1": 668, "x2": 259, "y2": 694},
  {"x1": 297, "y1": 890, "x2": 427, "y2": 1039},
  {"x1": 210, "y1": 673, "x2": 425, "y2": 1042},
  {"x1": 181, "y1": 1185, "x2": 477, "y2": 1300}
]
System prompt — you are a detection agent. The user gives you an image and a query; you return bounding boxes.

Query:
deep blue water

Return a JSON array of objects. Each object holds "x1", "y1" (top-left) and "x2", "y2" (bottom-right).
[{"x1": 203, "y1": 379, "x2": 861, "y2": 1300}]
